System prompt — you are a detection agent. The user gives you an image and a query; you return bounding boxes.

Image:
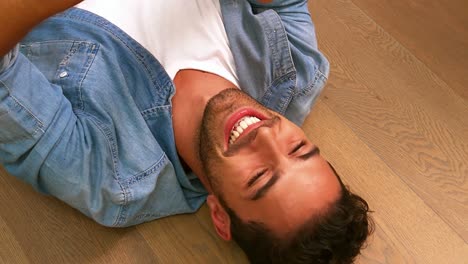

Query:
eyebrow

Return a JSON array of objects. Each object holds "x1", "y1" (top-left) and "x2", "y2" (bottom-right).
[{"x1": 249, "y1": 146, "x2": 321, "y2": 200}]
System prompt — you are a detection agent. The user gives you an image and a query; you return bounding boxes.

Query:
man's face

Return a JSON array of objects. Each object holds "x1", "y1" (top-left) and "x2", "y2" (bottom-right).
[{"x1": 199, "y1": 89, "x2": 341, "y2": 236}]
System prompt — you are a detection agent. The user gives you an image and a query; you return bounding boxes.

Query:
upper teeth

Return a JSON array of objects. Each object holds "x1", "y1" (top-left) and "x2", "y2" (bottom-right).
[{"x1": 229, "y1": 116, "x2": 261, "y2": 145}]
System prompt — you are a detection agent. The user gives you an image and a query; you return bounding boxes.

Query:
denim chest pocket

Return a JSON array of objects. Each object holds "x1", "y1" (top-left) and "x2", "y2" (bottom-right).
[{"x1": 20, "y1": 41, "x2": 99, "y2": 110}]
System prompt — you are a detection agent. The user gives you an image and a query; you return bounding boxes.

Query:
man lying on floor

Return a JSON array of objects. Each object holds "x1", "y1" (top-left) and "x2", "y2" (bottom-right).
[{"x1": 0, "y1": 0, "x2": 373, "y2": 263}]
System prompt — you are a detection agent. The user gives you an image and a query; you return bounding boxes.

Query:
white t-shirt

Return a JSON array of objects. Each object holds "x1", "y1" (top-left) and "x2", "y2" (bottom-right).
[{"x1": 76, "y1": 0, "x2": 239, "y2": 87}]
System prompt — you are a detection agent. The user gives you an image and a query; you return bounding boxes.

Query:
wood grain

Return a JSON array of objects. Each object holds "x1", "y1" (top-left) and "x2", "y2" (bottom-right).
[
  {"x1": 310, "y1": 0, "x2": 468, "y2": 241},
  {"x1": 303, "y1": 101, "x2": 468, "y2": 263},
  {"x1": 0, "y1": 215, "x2": 29, "y2": 264},
  {"x1": 0, "y1": 172, "x2": 160, "y2": 264},
  {"x1": 1, "y1": 0, "x2": 467, "y2": 262},
  {"x1": 349, "y1": 0, "x2": 468, "y2": 100},
  {"x1": 136, "y1": 205, "x2": 247, "y2": 264}
]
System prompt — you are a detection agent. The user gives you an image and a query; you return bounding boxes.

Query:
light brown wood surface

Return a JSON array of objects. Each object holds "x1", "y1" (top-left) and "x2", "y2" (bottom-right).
[{"x1": 1, "y1": 0, "x2": 467, "y2": 263}]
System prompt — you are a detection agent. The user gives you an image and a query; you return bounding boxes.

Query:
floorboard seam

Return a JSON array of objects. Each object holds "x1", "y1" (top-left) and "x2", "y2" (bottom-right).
[
  {"x1": 318, "y1": 98, "x2": 466, "y2": 243},
  {"x1": 346, "y1": 0, "x2": 466, "y2": 105}
]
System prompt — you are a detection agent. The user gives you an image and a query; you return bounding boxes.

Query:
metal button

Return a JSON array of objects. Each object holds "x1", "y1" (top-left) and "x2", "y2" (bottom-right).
[{"x1": 59, "y1": 71, "x2": 68, "y2": 78}]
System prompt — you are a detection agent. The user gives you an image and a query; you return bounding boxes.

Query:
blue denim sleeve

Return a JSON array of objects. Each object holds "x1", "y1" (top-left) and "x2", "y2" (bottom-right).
[
  {"x1": 248, "y1": 0, "x2": 330, "y2": 124},
  {"x1": 248, "y1": 0, "x2": 320, "y2": 49},
  {"x1": 0, "y1": 46, "x2": 72, "y2": 167},
  {"x1": 0, "y1": 45, "x2": 123, "y2": 225},
  {"x1": 0, "y1": 9, "x2": 209, "y2": 227}
]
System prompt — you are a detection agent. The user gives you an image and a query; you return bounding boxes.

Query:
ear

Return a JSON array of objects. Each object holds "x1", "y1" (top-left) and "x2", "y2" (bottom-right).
[{"x1": 206, "y1": 194, "x2": 232, "y2": 241}]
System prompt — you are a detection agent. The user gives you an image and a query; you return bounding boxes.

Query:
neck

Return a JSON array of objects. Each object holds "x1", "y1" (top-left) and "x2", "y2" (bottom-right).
[{"x1": 172, "y1": 69, "x2": 237, "y2": 193}]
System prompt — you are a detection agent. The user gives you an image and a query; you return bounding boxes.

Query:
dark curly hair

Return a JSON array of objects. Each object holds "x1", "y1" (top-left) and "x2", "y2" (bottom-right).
[{"x1": 223, "y1": 162, "x2": 374, "y2": 264}]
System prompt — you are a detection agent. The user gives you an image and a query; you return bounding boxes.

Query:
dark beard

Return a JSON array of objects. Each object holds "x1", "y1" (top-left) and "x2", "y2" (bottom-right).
[
  {"x1": 197, "y1": 88, "x2": 273, "y2": 192},
  {"x1": 198, "y1": 88, "x2": 240, "y2": 191}
]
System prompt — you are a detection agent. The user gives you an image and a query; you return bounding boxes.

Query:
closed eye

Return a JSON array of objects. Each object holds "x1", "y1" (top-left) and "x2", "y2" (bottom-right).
[
  {"x1": 289, "y1": 140, "x2": 306, "y2": 155},
  {"x1": 247, "y1": 169, "x2": 268, "y2": 187}
]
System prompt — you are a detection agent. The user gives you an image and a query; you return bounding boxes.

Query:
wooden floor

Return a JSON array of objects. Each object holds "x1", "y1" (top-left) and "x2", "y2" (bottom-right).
[{"x1": 1, "y1": 0, "x2": 467, "y2": 263}]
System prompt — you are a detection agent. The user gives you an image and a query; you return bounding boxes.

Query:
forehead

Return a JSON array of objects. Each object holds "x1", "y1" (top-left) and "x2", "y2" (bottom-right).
[
  {"x1": 226, "y1": 157, "x2": 343, "y2": 234},
  {"x1": 271, "y1": 158, "x2": 341, "y2": 206}
]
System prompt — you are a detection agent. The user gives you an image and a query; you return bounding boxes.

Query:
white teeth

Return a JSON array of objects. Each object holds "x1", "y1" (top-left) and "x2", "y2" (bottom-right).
[
  {"x1": 240, "y1": 121, "x2": 248, "y2": 129},
  {"x1": 229, "y1": 116, "x2": 262, "y2": 145}
]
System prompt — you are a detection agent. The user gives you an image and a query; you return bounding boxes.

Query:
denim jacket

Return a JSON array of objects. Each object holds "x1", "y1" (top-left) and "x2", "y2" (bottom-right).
[{"x1": 0, "y1": 0, "x2": 329, "y2": 227}]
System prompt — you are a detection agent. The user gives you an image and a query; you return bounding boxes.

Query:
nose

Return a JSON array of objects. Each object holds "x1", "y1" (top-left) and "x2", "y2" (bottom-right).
[{"x1": 254, "y1": 125, "x2": 283, "y2": 158}]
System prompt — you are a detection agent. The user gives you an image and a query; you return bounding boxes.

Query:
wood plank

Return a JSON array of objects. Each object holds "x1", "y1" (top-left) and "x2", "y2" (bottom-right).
[
  {"x1": 303, "y1": 100, "x2": 468, "y2": 263},
  {"x1": 0, "y1": 167, "x2": 160, "y2": 264},
  {"x1": 1, "y1": 0, "x2": 467, "y2": 263},
  {"x1": 310, "y1": 0, "x2": 468, "y2": 241},
  {"x1": 0, "y1": 215, "x2": 29, "y2": 264},
  {"x1": 136, "y1": 204, "x2": 247, "y2": 264},
  {"x1": 350, "y1": 0, "x2": 468, "y2": 100}
]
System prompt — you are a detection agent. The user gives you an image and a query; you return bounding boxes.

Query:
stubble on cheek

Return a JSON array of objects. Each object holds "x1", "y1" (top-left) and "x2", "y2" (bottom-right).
[{"x1": 197, "y1": 88, "x2": 275, "y2": 188}]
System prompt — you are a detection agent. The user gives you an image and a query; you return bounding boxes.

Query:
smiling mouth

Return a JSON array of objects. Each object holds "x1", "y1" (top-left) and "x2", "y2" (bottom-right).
[
  {"x1": 223, "y1": 116, "x2": 280, "y2": 156},
  {"x1": 229, "y1": 116, "x2": 262, "y2": 145},
  {"x1": 224, "y1": 108, "x2": 268, "y2": 148}
]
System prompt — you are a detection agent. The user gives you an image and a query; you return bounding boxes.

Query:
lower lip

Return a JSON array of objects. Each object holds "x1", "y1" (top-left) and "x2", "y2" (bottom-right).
[{"x1": 224, "y1": 108, "x2": 267, "y2": 148}]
